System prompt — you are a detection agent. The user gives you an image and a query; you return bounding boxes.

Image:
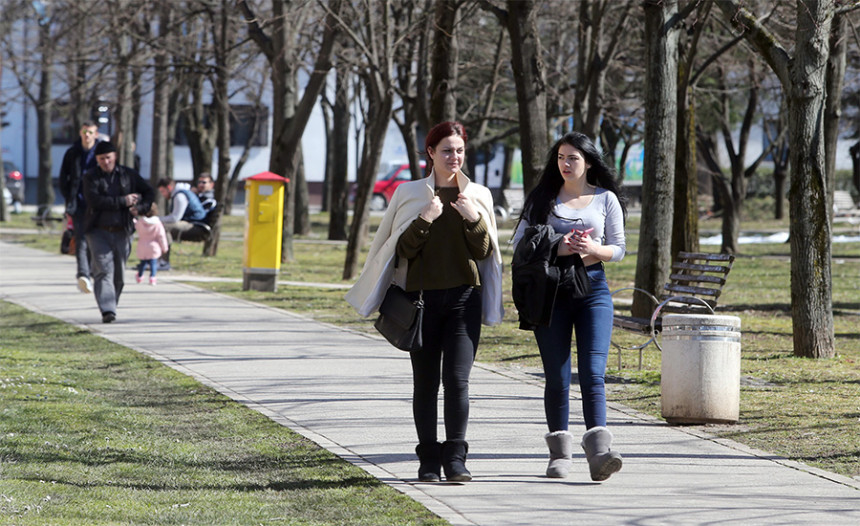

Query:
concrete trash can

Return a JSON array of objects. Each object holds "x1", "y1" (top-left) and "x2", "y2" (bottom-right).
[{"x1": 660, "y1": 313, "x2": 742, "y2": 424}]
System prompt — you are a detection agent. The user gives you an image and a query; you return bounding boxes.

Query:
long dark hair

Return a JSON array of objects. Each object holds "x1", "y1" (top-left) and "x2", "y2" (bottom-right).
[{"x1": 520, "y1": 132, "x2": 627, "y2": 225}]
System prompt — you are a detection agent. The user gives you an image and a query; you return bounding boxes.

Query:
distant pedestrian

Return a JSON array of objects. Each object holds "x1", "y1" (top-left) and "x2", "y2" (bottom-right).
[
  {"x1": 83, "y1": 141, "x2": 155, "y2": 323},
  {"x1": 59, "y1": 121, "x2": 101, "y2": 294},
  {"x1": 134, "y1": 202, "x2": 169, "y2": 286},
  {"x1": 512, "y1": 132, "x2": 627, "y2": 481},
  {"x1": 346, "y1": 121, "x2": 504, "y2": 483}
]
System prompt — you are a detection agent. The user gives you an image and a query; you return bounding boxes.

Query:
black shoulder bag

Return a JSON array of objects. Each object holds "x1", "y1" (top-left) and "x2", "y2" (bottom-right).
[{"x1": 374, "y1": 254, "x2": 424, "y2": 352}]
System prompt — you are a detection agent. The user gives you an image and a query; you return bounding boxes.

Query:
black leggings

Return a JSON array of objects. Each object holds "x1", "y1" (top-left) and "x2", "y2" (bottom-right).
[{"x1": 410, "y1": 285, "x2": 482, "y2": 443}]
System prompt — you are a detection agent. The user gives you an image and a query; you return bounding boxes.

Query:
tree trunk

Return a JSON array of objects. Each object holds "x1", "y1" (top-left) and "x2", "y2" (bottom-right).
[
  {"x1": 505, "y1": 0, "x2": 547, "y2": 194},
  {"x1": 430, "y1": 0, "x2": 458, "y2": 123},
  {"x1": 343, "y1": 85, "x2": 394, "y2": 280},
  {"x1": 328, "y1": 62, "x2": 350, "y2": 241},
  {"x1": 0, "y1": 53, "x2": 6, "y2": 221},
  {"x1": 149, "y1": 4, "x2": 172, "y2": 187},
  {"x1": 320, "y1": 95, "x2": 333, "y2": 213},
  {"x1": 672, "y1": 83, "x2": 699, "y2": 257},
  {"x1": 787, "y1": 2, "x2": 835, "y2": 359},
  {"x1": 204, "y1": 0, "x2": 233, "y2": 258},
  {"x1": 294, "y1": 148, "x2": 310, "y2": 235},
  {"x1": 824, "y1": 12, "x2": 847, "y2": 222},
  {"x1": 774, "y1": 165, "x2": 786, "y2": 220},
  {"x1": 633, "y1": 0, "x2": 678, "y2": 318},
  {"x1": 183, "y1": 77, "x2": 216, "y2": 184},
  {"x1": 36, "y1": 24, "x2": 54, "y2": 217},
  {"x1": 716, "y1": 0, "x2": 836, "y2": 360}
]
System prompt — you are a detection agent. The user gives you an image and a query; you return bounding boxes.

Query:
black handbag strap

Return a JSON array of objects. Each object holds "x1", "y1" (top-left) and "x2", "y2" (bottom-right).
[{"x1": 393, "y1": 252, "x2": 424, "y2": 302}]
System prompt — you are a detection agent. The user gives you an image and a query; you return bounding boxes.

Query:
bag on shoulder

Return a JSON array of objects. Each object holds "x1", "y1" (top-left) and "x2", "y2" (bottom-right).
[{"x1": 374, "y1": 285, "x2": 424, "y2": 352}]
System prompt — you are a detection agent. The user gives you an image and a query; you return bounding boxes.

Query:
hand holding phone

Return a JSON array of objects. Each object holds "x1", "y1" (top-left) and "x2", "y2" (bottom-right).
[{"x1": 571, "y1": 227, "x2": 594, "y2": 238}]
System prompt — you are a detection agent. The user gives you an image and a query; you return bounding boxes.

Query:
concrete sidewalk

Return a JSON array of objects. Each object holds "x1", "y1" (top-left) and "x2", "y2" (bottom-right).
[{"x1": 1, "y1": 240, "x2": 858, "y2": 525}]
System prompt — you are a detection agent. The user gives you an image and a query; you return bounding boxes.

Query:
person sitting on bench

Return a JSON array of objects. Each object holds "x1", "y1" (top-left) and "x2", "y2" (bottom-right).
[
  {"x1": 193, "y1": 172, "x2": 217, "y2": 212},
  {"x1": 157, "y1": 177, "x2": 207, "y2": 241}
]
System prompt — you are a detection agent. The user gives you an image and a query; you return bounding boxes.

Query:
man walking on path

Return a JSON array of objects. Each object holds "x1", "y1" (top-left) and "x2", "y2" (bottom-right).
[
  {"x1": 59, "y1": 121, "x2": 101, "y2": 294},
  {"x1": 83, "y1": 141, "x2": 155, "y2": 323}
]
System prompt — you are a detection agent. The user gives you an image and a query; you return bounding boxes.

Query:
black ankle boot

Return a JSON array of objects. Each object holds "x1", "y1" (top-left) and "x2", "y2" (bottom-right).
[
  {"x1": 441, "y1": 439, "x2": 471, "y2": 482},
  {"x1": 415, "y1": 442, "x2": 442, "y2": 482}
]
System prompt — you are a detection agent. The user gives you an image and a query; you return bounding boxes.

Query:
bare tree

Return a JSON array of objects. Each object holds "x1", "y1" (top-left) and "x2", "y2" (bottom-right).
[
  {"x1": 430, "y1": 0, "x2": 459, "y2": 123},
  {"x1": 696, "y1": 61, "x2": 778, "y2": 255},
  {"x1": 632, "y1": 0, "x2": 679, "y2": 318},
  {"x1": 238, "y1": 0, "x2": 341, "y2": 262},
  {"x1": 479, "y1": 0, "x2": 548, "y2": 194},
  {"x1": 327, "y1": 54, "x2": 351, "y2": 241},
  {"x1": 672, "y1": 0, "x2": 712, "y2": 258},
  {"x1": 339, "y1": 0, "x2": 401, "y2": 280},
  {"x1": 148, "y1": 2, "x2": 174, "y2": 187},
  {"x1": 825, "y1": 9, "x2": 849, "y2": 221},
  {"x1": 715, "y1": 0, "x2": 838, "y2": 358},
  {"x1": 573, "y1": 0, "x2": 634, "y2": 140},
  {"x1": 202, "y1": 0, "x2": 238, "y2": 257}
]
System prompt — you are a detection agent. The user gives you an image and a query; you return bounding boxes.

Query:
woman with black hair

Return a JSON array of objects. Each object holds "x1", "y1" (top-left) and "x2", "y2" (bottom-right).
[{"x1": 512, "y1": 132, "x2": 627, "y2": 482}]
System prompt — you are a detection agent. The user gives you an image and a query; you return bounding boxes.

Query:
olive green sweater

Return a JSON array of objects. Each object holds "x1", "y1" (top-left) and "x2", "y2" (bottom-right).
[{"x1": 396, "y1": 187, "x2": 493, "y2": 292}]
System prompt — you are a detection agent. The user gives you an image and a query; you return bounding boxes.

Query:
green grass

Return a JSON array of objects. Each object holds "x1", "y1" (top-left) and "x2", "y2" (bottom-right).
[
  {"x1": 2, "y1": 208, "x2": 859, "y2": 487},
  {"x1": 0, "y1": 302, "x2": 446, "y2": 525}
]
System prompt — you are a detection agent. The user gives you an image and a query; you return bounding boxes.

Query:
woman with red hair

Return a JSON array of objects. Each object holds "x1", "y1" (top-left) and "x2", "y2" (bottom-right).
[{"x1": 347, "y1": 121, "x2": 503, "y2": 482}]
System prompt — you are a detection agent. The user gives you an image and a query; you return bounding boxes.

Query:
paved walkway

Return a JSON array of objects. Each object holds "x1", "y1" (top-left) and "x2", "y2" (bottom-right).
[{"x1": 1, "y1": 240, "x2": 858, "y2": 525}]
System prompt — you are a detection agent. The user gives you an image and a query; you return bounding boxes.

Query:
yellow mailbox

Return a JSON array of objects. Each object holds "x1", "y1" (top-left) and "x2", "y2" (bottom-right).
[{"x1": 243, "y1": 171, "x2": 289, "y2": 292}]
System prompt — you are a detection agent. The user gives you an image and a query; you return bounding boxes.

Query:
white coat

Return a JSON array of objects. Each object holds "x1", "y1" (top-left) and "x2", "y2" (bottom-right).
[{"x1": 345, "y1": 170, "x2": 504, "y2": 326}]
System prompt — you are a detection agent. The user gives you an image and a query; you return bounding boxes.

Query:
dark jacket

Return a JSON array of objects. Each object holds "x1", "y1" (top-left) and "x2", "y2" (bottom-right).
[
  {"x1": 83, "y1": 164, "x2": 155, "y2": 236},
  {"x1": 58, "y1": 139, "x2": 100, "y2": 216},
  {"x1": 511, "y1": 224, "x2": 564, "y2": 330}
]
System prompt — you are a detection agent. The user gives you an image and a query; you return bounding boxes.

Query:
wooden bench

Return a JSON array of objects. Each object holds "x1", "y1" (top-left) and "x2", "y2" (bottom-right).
[
  {"x1": 172, "y1": 203, "x2": 223, "y2": 243},
  {"x1": 494, "y1": 188, "x2": 524, "y2": 222},
  {"x1": 30, "y1": 208, "x2": 64, "y2": 229},
  {"x1": 611, "y1": 251, "x2": 735, "y2": 369},
  {"x1": 834, "y1": 190, "x2": 860, "y2": 218}
]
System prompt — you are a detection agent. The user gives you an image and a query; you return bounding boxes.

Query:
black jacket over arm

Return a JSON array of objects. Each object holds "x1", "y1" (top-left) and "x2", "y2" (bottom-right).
[{"x1": 511, "y1": 224, "x2": 564, "y2": 330}]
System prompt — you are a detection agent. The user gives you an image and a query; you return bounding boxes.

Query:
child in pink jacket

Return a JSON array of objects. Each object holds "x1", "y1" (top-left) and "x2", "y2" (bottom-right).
[{"x1": 134, "y1": 203, "x2": 170, "y2": 285}]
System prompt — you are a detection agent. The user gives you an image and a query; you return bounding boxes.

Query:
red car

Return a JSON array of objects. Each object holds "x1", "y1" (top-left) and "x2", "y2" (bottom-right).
[{"x1": 370, "y1": 162, "x2": 425, "y2": 211}]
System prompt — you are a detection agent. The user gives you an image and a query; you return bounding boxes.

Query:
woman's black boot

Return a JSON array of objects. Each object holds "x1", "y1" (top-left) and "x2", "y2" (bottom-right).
[
  {"x1": 441, "y1": 439, "x2": 472, "y2": 482},
  {"x1": 415, "y1": 442, "x2": 442, "y2": 482}
]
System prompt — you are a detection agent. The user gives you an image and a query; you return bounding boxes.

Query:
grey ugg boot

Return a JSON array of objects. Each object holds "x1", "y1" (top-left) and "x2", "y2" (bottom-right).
[
  {"x1": 581, "y1": 426, "x2": 623, "y2": 482},
  {"x1": 415, "y1": 442, "x2": 442, "y2": 482},
  {"x1": 441, "y1": 439, "x2": 472, "y2": 482},
  {"x1": 544, "y1": 431, "x2": 574, "y2": 478}
]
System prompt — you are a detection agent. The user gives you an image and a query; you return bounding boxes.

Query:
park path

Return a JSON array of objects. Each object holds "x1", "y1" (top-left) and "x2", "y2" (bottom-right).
[{"x1": 1, "y1": 239, "x2": 858, "y2": 525}]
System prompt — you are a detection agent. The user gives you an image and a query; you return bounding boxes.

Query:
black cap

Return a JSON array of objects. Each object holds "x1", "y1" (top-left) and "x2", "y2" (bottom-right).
[{"x1": 94, "y1": 141, "x2": 116, "y2": 156}]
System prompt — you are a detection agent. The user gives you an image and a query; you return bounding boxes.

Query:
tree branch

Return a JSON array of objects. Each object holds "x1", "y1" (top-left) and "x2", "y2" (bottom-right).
[{"x1": 713, "y1": 0, "x2": 790, "y2": 87}]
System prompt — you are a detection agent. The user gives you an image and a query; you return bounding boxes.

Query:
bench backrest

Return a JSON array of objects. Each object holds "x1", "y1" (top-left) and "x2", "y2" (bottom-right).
[
  {"x1": 659, "y1": 251, "x2": 735, "y2": 315},
  {"x1": 834, "y1": 190, "x2": 857, "y2": 213}
]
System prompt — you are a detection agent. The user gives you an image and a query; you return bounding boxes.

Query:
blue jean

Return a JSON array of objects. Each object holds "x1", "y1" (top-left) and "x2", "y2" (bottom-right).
[
  {"x1": 137, "y1": 259, "x2": 158, "y2": 278},
  {"x1": 534, "y1": 264, "x2": 613, "y2": 431},
  {"x1": 410, "y1": 285, "x2": 482, "y2": 443}
]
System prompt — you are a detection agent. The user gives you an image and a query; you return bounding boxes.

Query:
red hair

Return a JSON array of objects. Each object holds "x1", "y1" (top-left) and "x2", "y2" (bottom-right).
[{"x1": 425, "y1": 121, "x2": 468, "y2": 156}]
